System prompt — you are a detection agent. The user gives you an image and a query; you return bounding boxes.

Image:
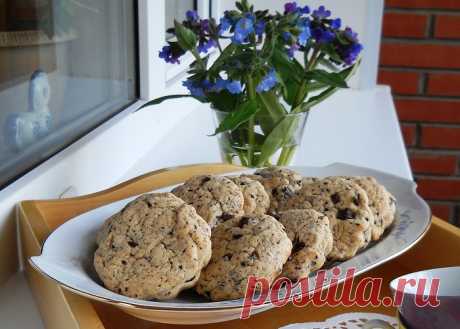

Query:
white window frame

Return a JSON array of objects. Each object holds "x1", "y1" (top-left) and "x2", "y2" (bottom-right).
[
  {"x1": 139, "y1": 0, "x2": 222, "y2": 100},
  {"x1": 165, "y1": 0, "x2": 212, "y2": 82}
]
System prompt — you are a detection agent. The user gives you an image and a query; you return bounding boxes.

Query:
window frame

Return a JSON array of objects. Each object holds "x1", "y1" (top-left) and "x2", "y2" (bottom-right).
[
  {"x1": 165, "y1": 0, "x2": 212, "y2": 82},
  {"x1": 138, "y1": 0, "x2": 223, "y2": 100}
]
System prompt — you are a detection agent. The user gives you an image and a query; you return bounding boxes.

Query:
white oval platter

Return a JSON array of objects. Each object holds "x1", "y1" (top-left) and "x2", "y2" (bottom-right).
[{"x1": 30, "y1": 163, "x2": 431, "y2": 324}]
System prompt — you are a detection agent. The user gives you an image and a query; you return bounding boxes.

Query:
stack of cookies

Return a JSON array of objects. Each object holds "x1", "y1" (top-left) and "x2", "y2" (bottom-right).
[{"x1": 94, "y1": 167, "x2": 396, "y2": 302}]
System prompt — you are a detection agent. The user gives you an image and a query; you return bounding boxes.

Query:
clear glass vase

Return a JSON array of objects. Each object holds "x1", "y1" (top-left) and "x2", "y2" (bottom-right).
[{"x1": 212, "y1": 108, "x2": 309, "y2": 168}]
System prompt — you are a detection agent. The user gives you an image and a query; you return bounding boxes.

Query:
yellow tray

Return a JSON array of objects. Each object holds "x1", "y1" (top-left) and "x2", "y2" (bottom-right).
[{"x1": 19, "y1": 163, "x2": 460, "y2": 329}]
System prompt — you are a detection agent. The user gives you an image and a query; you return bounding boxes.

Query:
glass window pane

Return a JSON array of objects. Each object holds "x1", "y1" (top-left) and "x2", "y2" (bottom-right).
[
  {"x1": 0, "y1": 0, "x2": 138, "y2": 188},
  {"x1": 165, "y1": 0, "x2": 196, "y2": 40}
]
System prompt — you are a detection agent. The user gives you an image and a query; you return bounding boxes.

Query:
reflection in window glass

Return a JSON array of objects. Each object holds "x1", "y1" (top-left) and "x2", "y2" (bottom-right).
[
  {"x1": 0, "y1": 0, "x2": 137, "y2": 188},
  {"x1": 165, "y1": 0, "x2": 196, "y2": 40}
]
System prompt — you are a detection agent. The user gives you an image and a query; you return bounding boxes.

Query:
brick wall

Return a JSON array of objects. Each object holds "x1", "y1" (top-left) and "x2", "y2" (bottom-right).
[{"x1": 378, "y1": 0, "x2": 460, "y2": 225}]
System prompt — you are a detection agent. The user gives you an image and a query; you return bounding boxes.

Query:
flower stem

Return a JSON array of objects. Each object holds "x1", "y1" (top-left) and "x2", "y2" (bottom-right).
[
  {"x1": 246, "y1": 76, "x2": 257, "y2": 166},
  {"x1": 191, "y1": 49, "x2": 206, "y2": 69},
  {"x1": 216, "y1": 39, "x2": 223, "y2": 53},
  {"x1": 277, "y1": 145, "x2": 297, "y2": 166},
  {"x1": 292, "y1": 46, "x2": 321, "y2": 109}
]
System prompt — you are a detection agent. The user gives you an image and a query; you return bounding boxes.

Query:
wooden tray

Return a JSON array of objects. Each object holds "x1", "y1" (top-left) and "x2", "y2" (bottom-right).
[{"x1": 19, "y1": 163, "x2": 460, "y2": 329}]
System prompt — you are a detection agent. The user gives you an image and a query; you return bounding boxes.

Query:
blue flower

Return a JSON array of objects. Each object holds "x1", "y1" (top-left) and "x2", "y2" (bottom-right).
[
  {"x1": 331, "y1": 18, "x2": 341, "y2": 29},
  {"x1": 200, "y1": 19, "x2": 210, "y2": 33},
  {"x1": 232, "y1": 16, "x2": 254, "y2": 44},
  {"x1": 226, "y1": 80, "x2": 243, "y2": 94},
  {"x1": 219, "y1": 17, "x2": 232, "y2": 35},
  {"x1": 284, "y1": 2, "x2": 309, "y2": 15},
  {"x1": 286, "y1": 44, "x2": 300, "y2": 58},
  {"x1": 183, "y1": 80, "x2": 205, "y2": 97},
  {"x1": 186, "y1": 10, "x2": 199, "y2": 22},
  {"x1": 312, "y1": 27, "x2": 335, "y2": 44},
  {"x1": 159, "y1": 45, "x2": 181, "y2": 64},
  {"x1": 340, "y1": 43, "x2": 363, "y2": 65},
  {"x1": 282, "y1": 31, "x2": 292, "y2": 42},
  {"x1": 344, "y1": 27, "x2": 358, "y2": 42},
  {"x1": 284, "y1": 2, "x2": 298, "y2": 14},
  {"x1": 208, "y1": 78, "x2": 243, "y2": 94},
  {"x1": 313, "y1": 6, "x2": 331, "y2": 19},
  {"x1": 197, "y1": 39, "x2": 216, "y2": 53},
  {"x1": 211, "y1": 78, "x2": 228, "y2": 92},
  {"x1": 300, "y1": 6, "x2": 310, "y2": 14},
  {"x1": 297, "y1": 17, "x2": 311, "y2": 46},
  {"x1": 255, "y1": 20, "x2": 266, "y2": 38},
  {"x1": 297, "y1": 19, "x2": 311, "y2": 46},
  {"x1": 202, "y1": 79, "x2": 213, "y2": 90},
  {"x1": 256, "y1": 69, "x2": 278, "y2": 93},
  {"x1": 298, "y1": 27, "x2": 311, "y2": 46}
]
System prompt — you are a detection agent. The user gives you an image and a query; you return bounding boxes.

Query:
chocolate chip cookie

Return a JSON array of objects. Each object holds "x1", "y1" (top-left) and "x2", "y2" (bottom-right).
[
  {"x1": 229, "y1": 176, "x2": 270, "y2": 215},
  {"x1": 279, "y1": 177, "x2": 374, "y2": 260},
  {"x1": 341, "y1": 176, "x2": 396, "y2": 240},
  {"x1": 172, "y1": 175, "x2": 244, "y2": 229},
  {"x1": 94, "y1": 193, "x2": 211, "y2": 300},
  {"x1": 278, "y1": 209, "x2": 333, "y2": 281},
  {"x1": 196, "y1": 214, "x2": 292, "y2": 301},
  {"x1": 245, "y1": 167, "x2": 303, "y2": 212}
]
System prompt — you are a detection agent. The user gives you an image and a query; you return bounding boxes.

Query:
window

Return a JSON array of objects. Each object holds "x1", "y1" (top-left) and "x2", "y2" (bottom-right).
[
  {"x1": 0, "y1": 0, "x2": 138, "y2": 188},
  {"x1": 165, "y1": 0, "x2": 197, "y2": 40},
  {"x1": 164, "y1": 0, "x2": 212, "y2": 81}
]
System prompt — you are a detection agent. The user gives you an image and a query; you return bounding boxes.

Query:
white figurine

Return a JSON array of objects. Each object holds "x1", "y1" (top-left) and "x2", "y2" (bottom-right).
[{"x1": 5, "y1": 70, "x2": 53, "y2": 151}]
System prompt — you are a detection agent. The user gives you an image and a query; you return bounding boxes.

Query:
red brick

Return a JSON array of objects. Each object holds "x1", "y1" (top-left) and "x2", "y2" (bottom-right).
[
  {"x1": 401, "y1": 124, "x2": 417, "y2": 146},
  {"x1": 395, "y1": 99, "x2": 460, "y2": 123},
  {"x1": 383, "y1": 12, "x2": 428, "y2": 38},
  {"x1": 378, "y1": 70, "x2": 420, "y2": 95},
  {"x1": 417, "y1": 178, "x2": 460, "y2": 200},
  {"x1": 421, "y1": 126, "x2": 460, "y2": 149},
  {"x1": 410, "y1": 153, "x2": 457, "y2": 175},
  {"x1": 428, "y1": 202, "x2": 452, "y2": 220},
  {"x1": 435, "y1": 15, "x2": 460, "y2": 39},
  {"x1": 386, "y1": 0, "x2": 460, "y2": 10},
  {"x1": 380, "y1": 43, "x2": 460, "y2": 69},
  {"x1": 427, "y1": 73, "x2": 460, "y2": 96}
]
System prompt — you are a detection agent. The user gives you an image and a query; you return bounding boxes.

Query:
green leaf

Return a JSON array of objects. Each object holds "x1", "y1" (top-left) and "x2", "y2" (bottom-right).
[
  {"x1": 256, "y1": 91, "x2": 287, "y2": 135},
  {"x1": 137, "y1": 94, "x2": 203, "y2": 111},
  {"x1": 257, "y1": 92, "x2": 286, "y2": 121},
  {"x1": 271, "y1": 48, "x2": 303, "y2": 84},
  {"x1": 209, "y1": 43, "x2": 237, "y2": 73},
  {"x1": 260, "y1": 33, "x2": 276, "y2": 60},
  {"x1": 302, "y1": 86, "x2": 336, "y2": 109},
  {"x1": 174, "y1": 20, "x2": 197, "y2": 50},
  {"x1": 235, "y1": 1, "x2": 245, "y2": 11},
  {"x1": 228, "y1": 128, "x2": 266, "y2": 149},
  {"x1": 258, "y1": 115, "x2": 300, "y2": 165},
  {"x1": 302, "y1": 62, "x2": 359, "y2": 110},
  {"x1": 212, "y1": 100, "x2": 259, "y2": 135},
  {"x1": 305, "y1": 81, "x2": 328, "y2": 92},
  {"x1": 305, "y1": 69, "x2": 348, "y2": 88},
  {"x1": 207, "y1": 90, "x2": 240, "y2": 112}
]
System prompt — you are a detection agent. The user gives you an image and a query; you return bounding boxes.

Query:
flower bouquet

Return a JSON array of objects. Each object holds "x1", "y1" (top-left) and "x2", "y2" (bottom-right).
[{"x1": 144, "y1": 1, "x2": 362, "y2": 167}]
